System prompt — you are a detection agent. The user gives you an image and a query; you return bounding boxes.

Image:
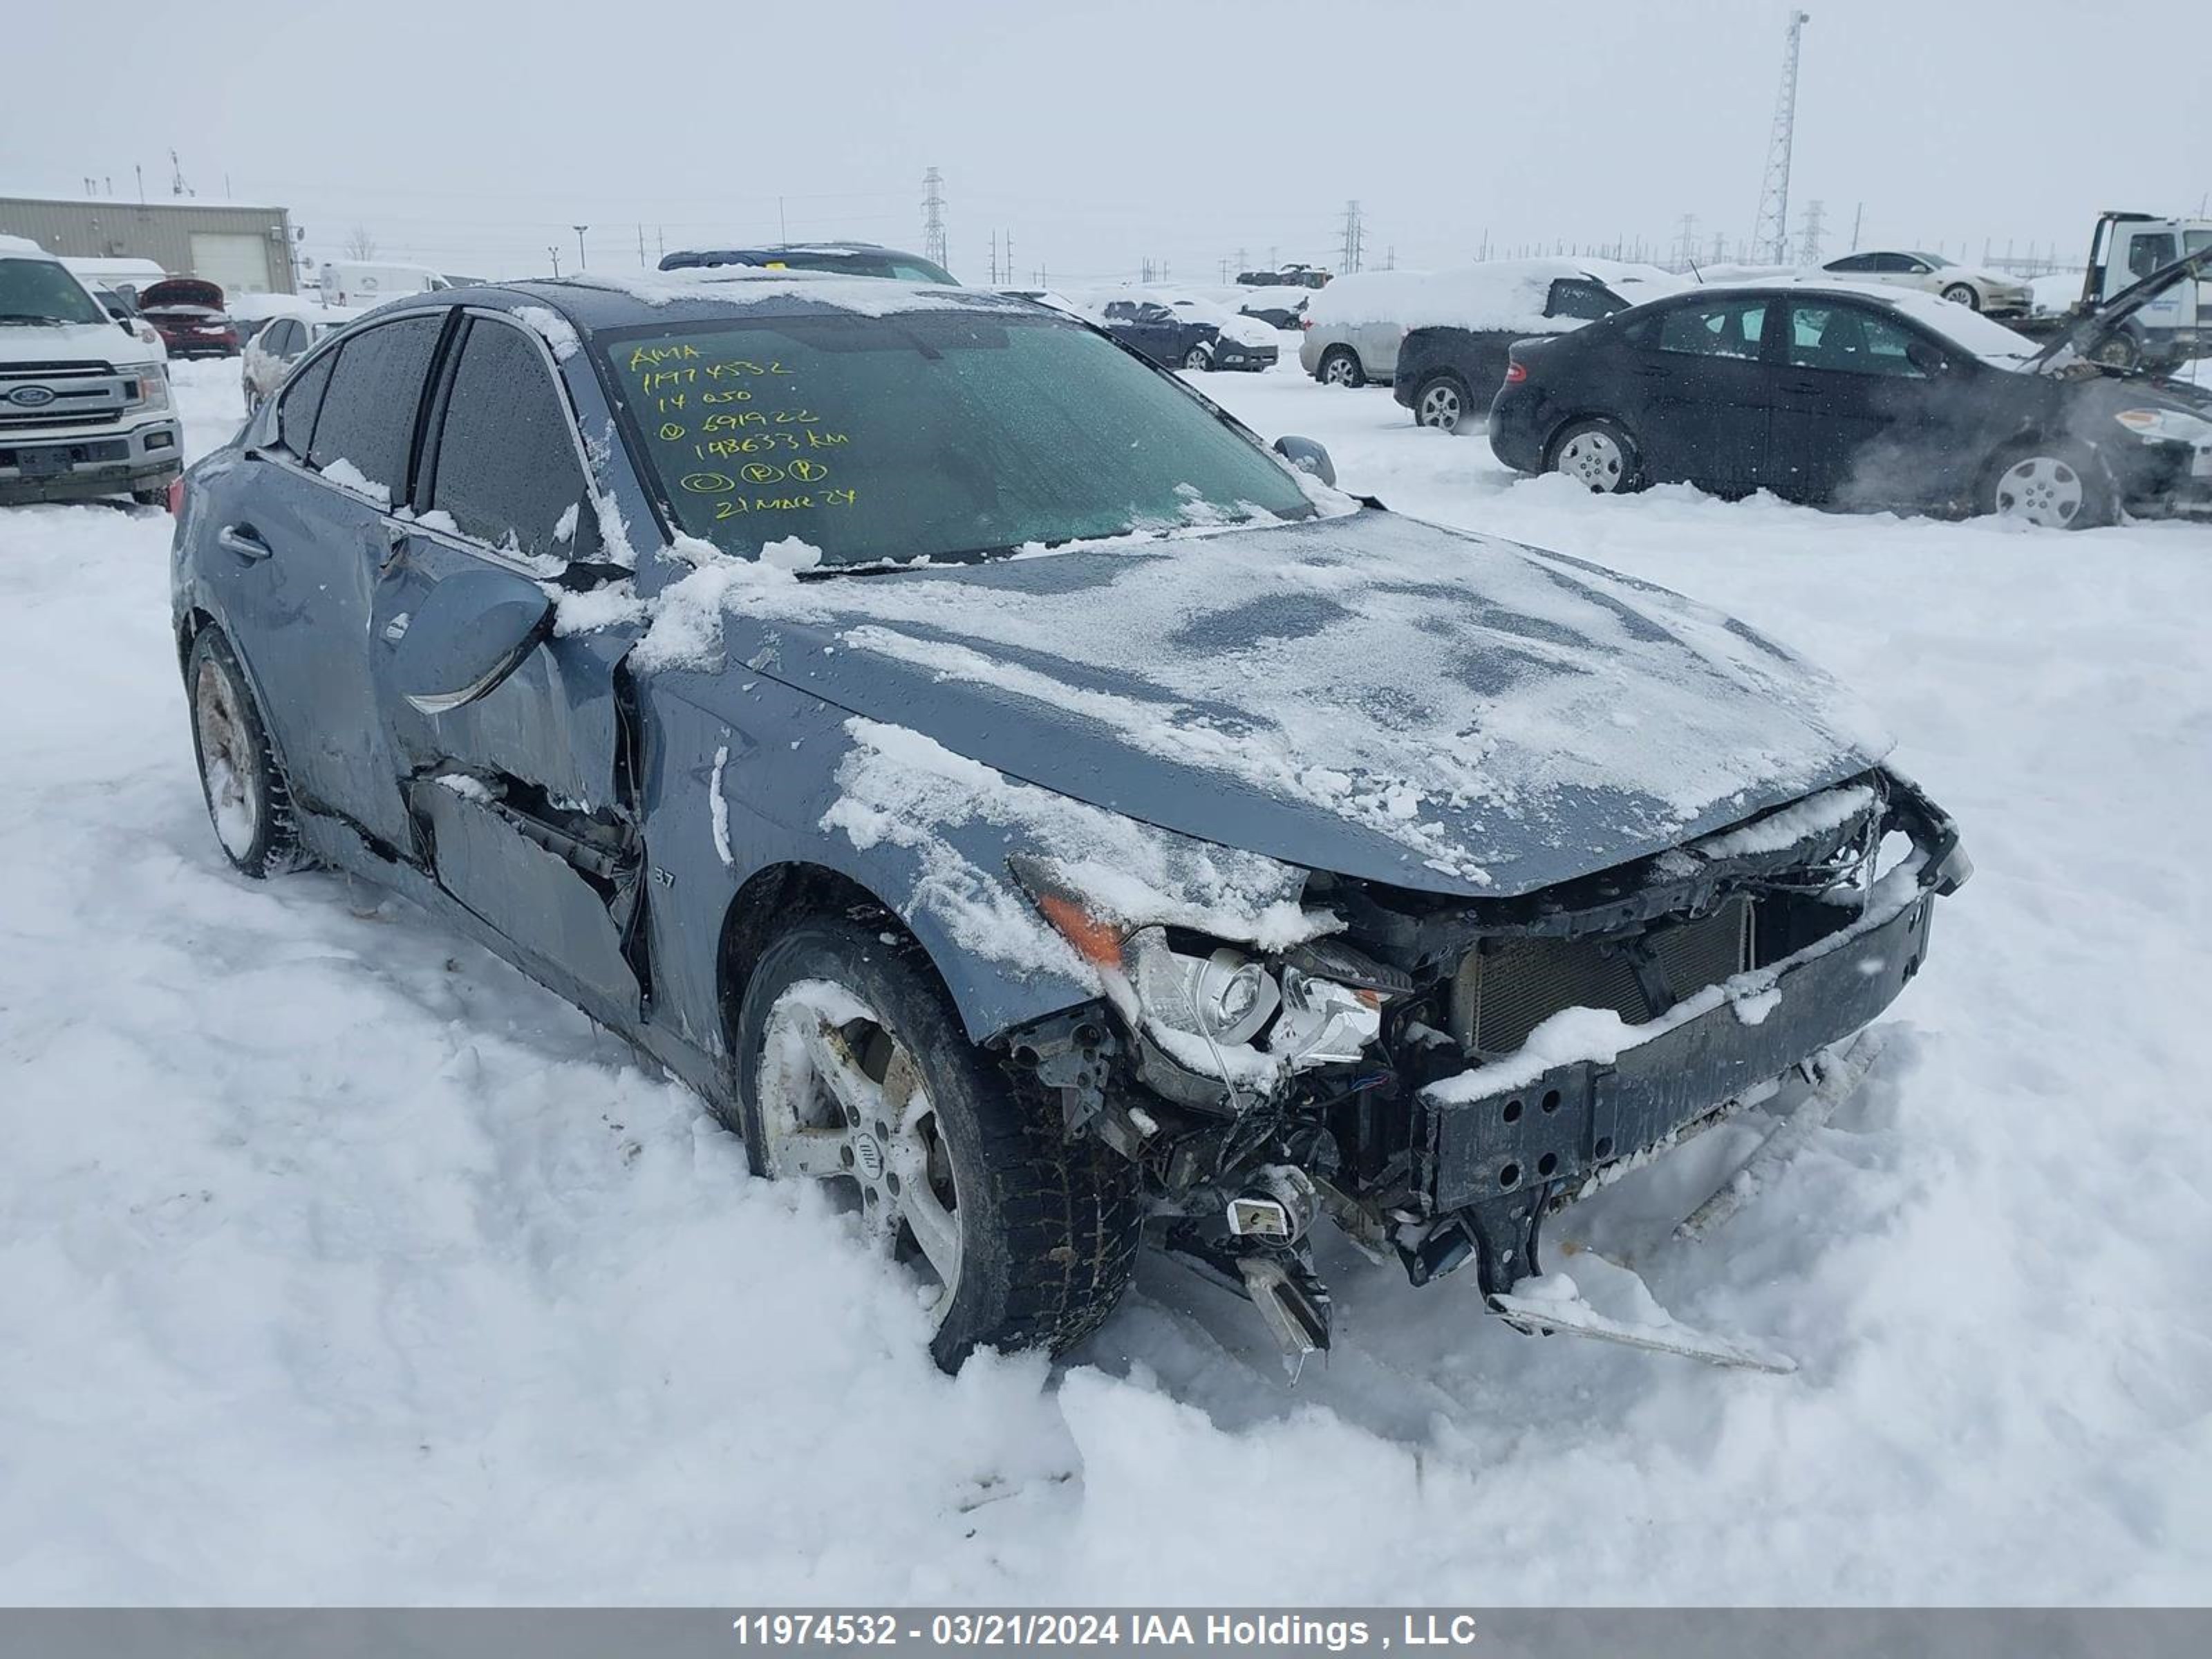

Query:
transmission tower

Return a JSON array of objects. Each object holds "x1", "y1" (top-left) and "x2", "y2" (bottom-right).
[
  {"x1": 921, "y1": 167, "x2": 948, "y2": 270},
  {"x1": 1673, "y1": 212, "x2": 1701, "y2": 272},
  {"x1": 1339, "y1": 200, "x2": 1364, "y2": 274},
  {"x1": 1751, "y1": 10, "x2": 1810, "y2": 264},
  {"x1": 1797, "y1": 198, "x2": 1826, "y2": 266}
]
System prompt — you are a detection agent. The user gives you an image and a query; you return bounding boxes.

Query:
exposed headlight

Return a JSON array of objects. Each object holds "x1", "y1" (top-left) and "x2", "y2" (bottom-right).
[
  {"x1": 122, "y1": 363, "x2": 171, "y2": 411},
  {"x1": 1020, "y1": 866, "x2": 1387, "y2": 1083},
  {"x1": 2114, "y1": 406, "x2": 2212, "y2": 445}
]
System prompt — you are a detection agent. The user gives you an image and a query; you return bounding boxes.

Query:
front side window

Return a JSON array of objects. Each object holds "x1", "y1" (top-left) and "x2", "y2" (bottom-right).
[
  {"x1": 1787, "y1": 303, "x2": 1929, "y2": 377},
  {"x1": 306, "y1": 313, "x2": 444, "y2": 501},
  {"x1": 0, "y1": 258, "x2": 106, "y2": 327},
  {"x1": 1654, "y1": 299, "x2": 1768, "y2": 360},
  {"x1": 425, "y1": 317, "x2": 588, "y2": 561},
  {"x1": 2129, "y1": 234, "x2": 2179, "y2": 279},
  {"x1": 1545, "y1": 279, "x2": 1626, "y2": 321},
  {"x1": 599, "y1": 307, "x2": 1314, "y2": 568}
]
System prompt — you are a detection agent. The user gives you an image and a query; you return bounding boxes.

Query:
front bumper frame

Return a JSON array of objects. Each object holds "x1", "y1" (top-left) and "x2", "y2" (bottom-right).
[{"x1": 1412, "y1": 782, "x2": 1963, "y2": 1296}]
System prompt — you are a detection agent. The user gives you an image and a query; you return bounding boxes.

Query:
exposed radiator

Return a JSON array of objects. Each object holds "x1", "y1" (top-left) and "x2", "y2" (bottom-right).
[{"x1": 1448, "y1": 897, "x2": 1754, "y2": 1056}]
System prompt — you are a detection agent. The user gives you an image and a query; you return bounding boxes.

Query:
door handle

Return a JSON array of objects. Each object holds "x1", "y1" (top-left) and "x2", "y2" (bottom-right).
[{"x1": 216, "y1": 524, "x2": 271, "y2": 562}]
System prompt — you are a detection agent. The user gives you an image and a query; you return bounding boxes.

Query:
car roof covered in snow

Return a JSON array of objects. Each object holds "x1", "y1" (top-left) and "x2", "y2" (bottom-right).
[
  {"x1": 1308, "y1": 259, "x2": 1689, "y2": 333},
  {"x1": 400, "y1": 270, "x2": 1035, "y2": 336},
  {"x1": 1679, "y1": 278, "x2": 2042, "y2": 368}
]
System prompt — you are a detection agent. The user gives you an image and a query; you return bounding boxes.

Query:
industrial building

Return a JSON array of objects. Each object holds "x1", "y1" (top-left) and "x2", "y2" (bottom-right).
[{"x1": 0, "y1": 196, "x2": 297, "y2": 294}]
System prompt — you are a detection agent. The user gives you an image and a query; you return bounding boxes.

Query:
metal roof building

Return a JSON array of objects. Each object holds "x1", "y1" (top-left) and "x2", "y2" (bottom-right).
[{"x1": 0, "y1": 196, "x2": 298, "y2": 295}]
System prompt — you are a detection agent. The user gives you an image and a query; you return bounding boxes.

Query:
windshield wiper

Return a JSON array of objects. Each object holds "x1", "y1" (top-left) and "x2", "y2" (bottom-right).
[{"x1": 0, "y1": 314, "x2": 70, "y2": 326}]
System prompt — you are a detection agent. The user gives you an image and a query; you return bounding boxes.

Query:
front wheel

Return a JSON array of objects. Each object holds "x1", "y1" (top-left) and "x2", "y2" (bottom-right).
[
  {"x1": 1182, "y1": 343, "x2": 1212, "y2": 371},
  {"x1": 1547, "y1": 417, "x2": 1642, "y2": 494},
  {"x1": 733, "y1": 918, "x2": 1144, "y2": 1370},
  {"x1": 1413, "y1": 374, "x2": 1469, "y2": 433},
  {"x1": 1941, "y1": 282, "x2": 1981, "y2": 310},
  {"x1": 1985, "y1": 444, "x2": 2112, "y2": 530},
  {"x1": 186, "y1": 625, "x2": 305, "y2": 877},
  {"x1": 1318, "y1": 347, "x2": 1365, "y2": 388}
]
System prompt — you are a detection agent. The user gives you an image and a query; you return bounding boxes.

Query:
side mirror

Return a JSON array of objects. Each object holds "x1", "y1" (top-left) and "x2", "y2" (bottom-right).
[
  {"x1": 1905, "y1": 341, "x2": 1949, "y2": 375},
  {"x1": 390, "y1": 565, "x2": 554, "y2": 714},
  {"x1": 1273, "y1": 435, "x2": 1336, "y2": 487},
  {"x1": 117, "y1": 319, "x2": 135, "y2": 337}
]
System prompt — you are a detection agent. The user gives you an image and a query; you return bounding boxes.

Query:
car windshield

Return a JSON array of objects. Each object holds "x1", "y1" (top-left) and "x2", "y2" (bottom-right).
[
  {"x1": 599, "y1": 306, "x2": 1315, "y2": 568},
  {"x1": 0, "y1": 257, "x2": 106, "y2": 326}
]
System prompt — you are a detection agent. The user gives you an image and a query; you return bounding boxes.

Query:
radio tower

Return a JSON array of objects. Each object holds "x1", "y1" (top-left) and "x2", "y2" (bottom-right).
[
  {"x1": 1751, "y1": 11, "x2": 1810, "y2": 265},
  {"x1": 921, "y1": 167, "x2": 948, "y2": 271}
]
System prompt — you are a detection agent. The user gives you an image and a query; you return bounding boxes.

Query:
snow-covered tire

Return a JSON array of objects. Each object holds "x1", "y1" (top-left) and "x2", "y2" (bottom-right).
[
  {"x1": 1413, "y1": 373, "x2": 1470, "y2": 433},
  {"x1": 1547, "y1": 417, "x2": 1642, "y2": 494},
  {"x1": 1941, "y1": 283, "x2": 1980, "y2": 311},
  {"x1": 732, "y1": 917, "x2": 1143, "y2": 1370},
  {"x1": 1182, "y1": 344, "x2": 1212, "y2": 371},
  {"x1": 185, "y1": 624, "x2": 305, "y2": 879},
  {"x1": 1318, "y1": 347, "x2": 1365, "y2": 388},
  {"x1": 1983, "y1": 442, "x2": 2114, "y2": 530}
]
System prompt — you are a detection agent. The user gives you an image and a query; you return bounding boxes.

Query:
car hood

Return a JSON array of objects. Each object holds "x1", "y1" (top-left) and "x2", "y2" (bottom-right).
[
  {"x1": 139, "y1": 277, "x2": 225, "y2": 311},
  {"x1": 0, "y1": 320, "x2": 147, "y2": 366},
  {"x1": 695, "y1": 512, "x2": 1888, "y2": 899}
]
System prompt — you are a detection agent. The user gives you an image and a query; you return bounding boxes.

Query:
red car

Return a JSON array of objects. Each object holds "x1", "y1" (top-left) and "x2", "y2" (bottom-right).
[{"x1": 138, "y1": 276, "x2": 240, "y2": 359}]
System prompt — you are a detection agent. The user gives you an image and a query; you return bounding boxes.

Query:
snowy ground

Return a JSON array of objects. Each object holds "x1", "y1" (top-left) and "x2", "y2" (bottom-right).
[{"x1": 2, "y1": 353, "x2": 2209, "y2": 1603}]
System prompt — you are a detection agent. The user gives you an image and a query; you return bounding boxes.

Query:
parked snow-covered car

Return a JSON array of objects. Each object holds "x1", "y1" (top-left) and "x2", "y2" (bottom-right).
[
  {"x1": 1489, "y1": 250, "x2": 2212, "y2": 527},
  {"x1": 240, "y1": 312, "x2": 353, "y2": 413},
  {"x1": 1390, "y1": 261, "x2": 1686, "y2": 433},
  {"x1": 1301, "y1": 260, "x2": 1680, "y2": 391},
  {"x1": 138, "y1": 277, "x2": 239, "y2": 359},
  {"x1": 659, "y1": 242, "x2": 957, "y2": 285},
  {"x1": 171, "y1": 270, "x2": 1967, "y2": 1373},
  {"x1": 1, "y1": 236, "x2": 180, "y2": 507},
  {"x1": 1819, "y1": 250, "x2": 2033, "y2": 317},
  {"x1": 1090, "y1": 292, "x2": 1280, "y2": 371}
]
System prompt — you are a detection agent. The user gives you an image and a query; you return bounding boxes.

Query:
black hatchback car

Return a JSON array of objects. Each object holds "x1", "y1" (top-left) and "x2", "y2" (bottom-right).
[{"x1": 1488, "y1": 262, "x2": 2212, "y2": 528}]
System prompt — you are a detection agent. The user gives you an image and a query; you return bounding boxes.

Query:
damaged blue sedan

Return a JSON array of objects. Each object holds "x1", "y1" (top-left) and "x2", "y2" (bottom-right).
[{"x1": 171, "y1": 270, "x2": 1969, "y2": 1371}]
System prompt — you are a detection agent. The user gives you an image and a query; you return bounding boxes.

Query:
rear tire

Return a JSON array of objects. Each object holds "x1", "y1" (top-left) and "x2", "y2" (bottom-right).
[
  {"x1": 733, "y1": 917, "x2": 1144, "y2": 1371},
  {"x1": 1318, "y1": 347, "x2": 1365, "y2": 388},
  {"x1": 1546, "y1": 417, "x2": 1642, "y2": 494},
  {"x1": 1984, "y1": 442, "x2": 2113, "y2": 530},
  {"x1": 185, "y1": 625, "x2": 305, "y2": 878},
  {"x1": 1941, "y1": 282, "x2": 1981, "y2": 311},
  {"x1": 1182, "y1": 343, "x2": 1212, "y2": 371},
  {"x1": 1413, "y1": 373, "x2": 1470, "y2": 433}
]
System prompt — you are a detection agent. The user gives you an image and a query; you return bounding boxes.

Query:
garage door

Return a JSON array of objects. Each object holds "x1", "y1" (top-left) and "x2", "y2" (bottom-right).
[{"x1": 189, "y1": 232, "x2": 274, "y2": 295}]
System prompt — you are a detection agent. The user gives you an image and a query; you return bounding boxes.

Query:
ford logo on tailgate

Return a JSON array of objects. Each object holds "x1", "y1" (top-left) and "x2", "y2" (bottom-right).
[{"x1": 6, "y1": 385, "x2": 57, "y2": 408}]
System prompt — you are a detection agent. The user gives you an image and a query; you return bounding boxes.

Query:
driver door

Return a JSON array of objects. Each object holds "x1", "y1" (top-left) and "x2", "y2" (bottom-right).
[{"x1": 366, "y1": 310, "x2": 646, "y2": 1025}]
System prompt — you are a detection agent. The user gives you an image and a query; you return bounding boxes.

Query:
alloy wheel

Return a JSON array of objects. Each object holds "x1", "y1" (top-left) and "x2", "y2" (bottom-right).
[
  {"x1": 1322, "y1": 355, "x2": 1357, "y2": 386},
  {"x1": 1417, "y1": 382, "x2": 1463, "y2": 431},
  {"x1": 757, "y1": 987, "x2": 965, "y2": 1320}
]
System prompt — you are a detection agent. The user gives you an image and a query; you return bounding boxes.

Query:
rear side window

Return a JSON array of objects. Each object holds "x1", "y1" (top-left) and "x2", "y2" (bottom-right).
[
  {"x1": 1654, "y1": 299, "x2": 1768, "y2": 360},
  {"x1": 425, "y1": 317, "x2": 587, "y2": 561},
  {"x1": 277, "y1": 350, "x2": 336, "y2": 456},
  {"x1": 308, "y1": 313, "x2": 444, "y2": 503}
]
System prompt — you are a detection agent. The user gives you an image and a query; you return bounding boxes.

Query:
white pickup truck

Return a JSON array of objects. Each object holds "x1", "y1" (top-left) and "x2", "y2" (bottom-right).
[{"x1": 1, "y1": 234, "x2": 184, "y2": 508}]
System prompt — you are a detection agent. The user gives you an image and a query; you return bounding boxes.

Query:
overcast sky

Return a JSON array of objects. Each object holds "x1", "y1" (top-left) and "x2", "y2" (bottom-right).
[{"x1": 5, "y1": 0, "x2": 2204, "y2": 284}]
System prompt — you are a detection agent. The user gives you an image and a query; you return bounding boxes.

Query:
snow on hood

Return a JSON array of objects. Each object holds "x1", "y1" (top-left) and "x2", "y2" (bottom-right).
[
  {"x1": 597, "y1": 513, "x2": 1888, "y2": 899},
  {"x1": 0, "y1": 320, "x2": 159, "y2": 368}
]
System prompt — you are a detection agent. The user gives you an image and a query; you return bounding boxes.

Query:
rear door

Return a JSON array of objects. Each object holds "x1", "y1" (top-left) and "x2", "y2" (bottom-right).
[
  {"x1": 1617, "y1": 295, "x2": 1778, "y2": 493},
  {"x1": 367, "y1": 310, "x2": 645, "y2": 1022},
  {"x1": 206, "y1": 310, "x2": 449, "y2": 850}
]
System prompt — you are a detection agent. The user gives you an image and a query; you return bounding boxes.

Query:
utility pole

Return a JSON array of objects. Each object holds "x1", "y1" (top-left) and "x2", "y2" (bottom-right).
[
  {"x1": 921, "y1": 167, "x2": 948, "y2": 270},
  {"x1": 1004, "y1": 230, "x2": 1013, "y2": 288},
  {"x1": 1751, "y1": 10, "x2": 1810, "y2": 264},
  {"x1": 1797, "y1": 198, "x2": 1826, "y2": 265},
  {"x1": 638, "y1": 224, "x2": 646, "y2": 268},
  {"x1": 1850, "y1": 200, "x2": 1864, "y2": 252},
  {"x1": 1340, "y1": 200, "x2": 1365, "y2": 274},
  {"x1": 572, "y1": 225, "x2": 589, "y2": 270},
  {"x1": 548, "y1": 245, "x2": 563, "y2": 279},
  {"x1": 988, "y1": 229, "x2": 998, "y2": 285}
]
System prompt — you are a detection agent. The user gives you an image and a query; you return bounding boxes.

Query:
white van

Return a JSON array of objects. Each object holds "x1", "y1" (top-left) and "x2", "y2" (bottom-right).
[
  {"x1": 1, "y1": 236, "x2": 182, "y2": 507},
  {"x1": 316, "y1": 261, "x2": 450, "y2": 309}
]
